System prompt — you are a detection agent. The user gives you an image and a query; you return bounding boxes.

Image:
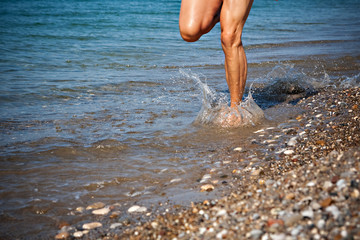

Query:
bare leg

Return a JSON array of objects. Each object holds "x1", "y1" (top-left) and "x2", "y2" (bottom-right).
[
  {"x1": 220, "y1": 0, "x2": 253, "y2": 107},
  {"x1": 179, "y1": 0, "x2": 223, "y2": 42}
]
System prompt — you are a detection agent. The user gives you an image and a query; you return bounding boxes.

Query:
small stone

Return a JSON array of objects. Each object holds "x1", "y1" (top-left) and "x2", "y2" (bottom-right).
[
  {"x1": 170, "y1": 178, "x2": 182, "y2": 183},
  {"x1": 336, "y1": 179, "x2": 347, "y2": 190},
  {"x1": 258, "y1": 179, "x2": 265, "y2": 185},
  {"x1": 251, "y1": 169, "x2": 263, "y2": 176},
  {"x1": 199, "y1": 227, "x2": 207, "y2": 235},
  {"x1": 249, "y1": 229, "x2": 263, "y2": 239},
  {"x1": 110, "y1": 223, "x2": 122, "y2": 229},
  {"x1": 284, "y1": 213, "x2": 302, "y2": 226},
  {"x1": 216, "y1": 229, "x2": 228, "y2": 239},
  {"x1": 110, "y1": 211, "x2": 121, "y2": 219},
  {"x1": 285, "y1": 193, "x2": 295, "y2": 200},
  {"x1": 55, "y1": 232, "x2": 69, "y2": 240},
  {"x1": 151, "y1": 221, "x2": 158, "y2": 229},
  {"x1": 200, "y1": 184, "x2": 214, "y2": 192},
  {"x1": 323, "y1": 181, "x2": 333, "y2": 190},
  {"x1": 351, "y1": 189, "x2": 360, "y2": 198},
  {"x1": 326, "y1": 205, "x2": 341, "y2": 220},
  {"x1": 301, "y1": 208, "x2": 314, "y2": 219},
  {"x1": 287, "y1": 137, "x2": 297, "y2": 147},
  {"x1": 306, "y1": 181, "x2": 316, "y2": 187},
  {"x1": 128, "y1": 205, "x2": 147, "y2": 213},
  {"x1": 269, "y1": 233, "x2": 286, "y2": 240},
  {"x1": 283, "y1": 150, "x2": 294, "y2": 155},
  {"x1": 73, "y1": 231, "x2": 84, "y2": 238},
  {"x1": 82, "y1": 222, "x2": 102, "y2": 230},
  {"x1": 316, "y1": 219, "x2": 325, "y2": 230},
  {"x1": 92, "y1": 207, "x2": 110, "y2": 215},
  {"x1": 311, "y1": 201, "x2": 321, "y2": 210},
  {"x1": 233, "y1": 147, "x2": 243, "y2": 152},
  {"x1": 216, "y1": 209, "x2": 227, "y2": 217},
  {"x1": 267, "y1": 219, "x2": 284, "y2": 227},
  {"x1": 86, "y1": 202, "x2": 105, "y2": 210},
  {"x1": 320, "y1": 197, "x2": 332, "y2": 208},
  {"x1": 331, "y1": 175, "x2": 340, "y2": 184},
  {"x1": 75, "y1": 207, "x2": 85, "y2": 213}
]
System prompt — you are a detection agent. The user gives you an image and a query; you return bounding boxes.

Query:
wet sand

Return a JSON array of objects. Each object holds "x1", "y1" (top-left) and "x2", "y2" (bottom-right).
[{"x1": 55, "y1": 86, "x2": 359, "y2": 240}]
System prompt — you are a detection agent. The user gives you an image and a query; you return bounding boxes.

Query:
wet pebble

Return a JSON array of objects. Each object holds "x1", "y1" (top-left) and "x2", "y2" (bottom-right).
[
  {"x1": 128, "y1": 205, "x2": 147, "y2": 213},
  {"x1": 55, "y1": 232, "x2": 69, "y2": 240},
  {"x1": 200, "y1": 184, "x2": 214, "y2": 192},
  {"x1": 283, "y1": 150, "x2": 294, "y2": 155},
  {"x1": 110, "y1": 223, "x2": 122, "y2": 229},
  {"x1": 73, "y1": 231, "x2": 84, "y2": 238},
  {"x1": 92, "y1": 207, "x2": 110, "y2": 215},
  {"x1": 86, "y1": 202, "x2": 105, "y2": 210},
  {"x1": 82, "y1": 222, "x2": 102, "y2": 230}
]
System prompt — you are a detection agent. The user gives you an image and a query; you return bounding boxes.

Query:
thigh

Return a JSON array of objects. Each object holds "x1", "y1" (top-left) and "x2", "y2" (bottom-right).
[
  {"x1": 179, "y1": 0, "x2": 223, "y2": 33},
  {"x1": 220, "y1": 0, "x2": 253, "y2": 35}
]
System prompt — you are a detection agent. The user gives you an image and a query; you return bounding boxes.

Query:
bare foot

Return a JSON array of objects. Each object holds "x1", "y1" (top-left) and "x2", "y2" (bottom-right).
[{"x1": 217, "y1": 106, "x2": 243, "y2": 128}]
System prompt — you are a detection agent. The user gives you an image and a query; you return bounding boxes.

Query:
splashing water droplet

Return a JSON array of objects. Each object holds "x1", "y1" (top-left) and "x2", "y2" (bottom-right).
[{"x1": 179, "y1": 69, "x2": 264, "y2": 127}]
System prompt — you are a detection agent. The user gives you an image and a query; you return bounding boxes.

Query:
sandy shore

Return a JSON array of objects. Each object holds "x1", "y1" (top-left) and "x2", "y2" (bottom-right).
[{"x1": 56, "y1": 87, "x2": 359, "y2": 240}]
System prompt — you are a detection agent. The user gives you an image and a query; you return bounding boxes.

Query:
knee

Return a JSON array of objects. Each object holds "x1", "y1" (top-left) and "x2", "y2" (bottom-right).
[
  {"x1": 221, "y1": 30, "x2": 242, "y2": 49},
  {"x1": 179, "y1": 23, "x2": 202, "y2": 42}
]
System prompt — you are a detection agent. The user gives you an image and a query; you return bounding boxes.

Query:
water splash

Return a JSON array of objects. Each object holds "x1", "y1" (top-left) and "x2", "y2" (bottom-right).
[{"x1": 179, "y1": 69, "x2": 264, "y2": 128}]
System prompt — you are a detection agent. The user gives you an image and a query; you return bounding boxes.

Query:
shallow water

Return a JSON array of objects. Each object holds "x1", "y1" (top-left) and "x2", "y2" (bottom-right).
[{"x1": 0, "y1": 0, "x2": 359, "y2": 238}]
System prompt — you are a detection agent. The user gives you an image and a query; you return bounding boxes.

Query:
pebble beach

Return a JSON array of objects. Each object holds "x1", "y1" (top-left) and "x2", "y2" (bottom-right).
[{"x1": 53, "y1": 86, "x2": 360, "y2": 239}]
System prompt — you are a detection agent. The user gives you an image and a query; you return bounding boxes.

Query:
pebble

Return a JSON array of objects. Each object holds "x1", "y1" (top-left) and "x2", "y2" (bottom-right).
[
  {"x1": 82, "y1": 222, "x2": 102, "y2": 230},
  {"x1": 128, "y1": 205, "x2": 147, "y2": 213},
  {"x1": 306, "y1": 181, "x2": 316, "y2": 187},
  {"x1": 110, "y1": 223, "x2": 122, "y2": 229},
  {"x1": 216, "y1": 229, "x2": 228, "y2": 239},
  {"x1": 233, "y1": 147, "x2": 243, "y2": 151},
  {"x1": 284, "y1": 213, "x2": 302, "y2": 226},
  {"x1": 301, "y1": 208, "x2": 314, "y2": 219},
  {"x1": 73, "y1": 231, "x2": 84, "y2": 238},
  {"x1": 269, "y1": 233, "x2": 286, "y2": 240},
  {"x1": 285, "y1": 193, "x2": 295, "y2": 200},
  {"x1": 75, "y1": 207, "x2": 85, "y2": 213},
  {"x1": 320, "y1": 197, "x2": 332, "y2": 208},
  {"x1": 316, "y1": 219, "x2": 325, "y2": 229},
  {"x1": 86, "y1": 202, "x2": 105, "y2": 210},
  {"x1": 200, "y1": 184, "x2": 214, "y2": 192},
  {"x1": 249, "y1": 229, "x2": 263, "y2": 239},
  {"x1": 170, "y1": 178, "x2": 182, "y2": 183},
  {"x1": 55, "y1": 232, "x2": 69, "y2": 240},
  {"x1": 336, "y1": 179, "x2": 347, "y2": 190},
  {"x1": 322, "y1": 181, "x2": 333, "y2": 190},
  {"x1": 287, "y1": 137, "x2": 297, "y2": 146},
  {"x1": 283, "y1": 150, "x2": 294, "y2": 155},
  {"x1": 326, "y1": 205, "x2": 341, "y2": 220},
  {"x1": 92, "y1": 207, "x2": 110, "y2": 215}
]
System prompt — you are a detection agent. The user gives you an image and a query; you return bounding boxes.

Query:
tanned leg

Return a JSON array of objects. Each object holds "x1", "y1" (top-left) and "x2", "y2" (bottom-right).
[
  {"x1": 179, "y1": 0, "x2": 223, "y2": 42},
  {"x1": 220, "y1": 0, "x2": 253, "y2": 108}
]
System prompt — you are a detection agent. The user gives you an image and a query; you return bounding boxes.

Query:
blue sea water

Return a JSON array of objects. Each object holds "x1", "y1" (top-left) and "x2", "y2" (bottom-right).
[{"x1": 0, "y1": 0, "x2": 359, "y2": 238}]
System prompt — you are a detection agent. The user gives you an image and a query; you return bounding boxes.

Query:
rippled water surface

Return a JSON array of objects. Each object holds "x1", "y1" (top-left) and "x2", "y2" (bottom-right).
[{"x1": 0, "y1": 0, "x2": 359, "y2": 238}]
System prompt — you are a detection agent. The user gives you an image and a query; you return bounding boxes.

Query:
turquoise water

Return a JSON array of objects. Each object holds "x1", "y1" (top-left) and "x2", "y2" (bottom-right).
[{"x1": 0, "y1": 0, "x2": 359, "y2": 238}]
